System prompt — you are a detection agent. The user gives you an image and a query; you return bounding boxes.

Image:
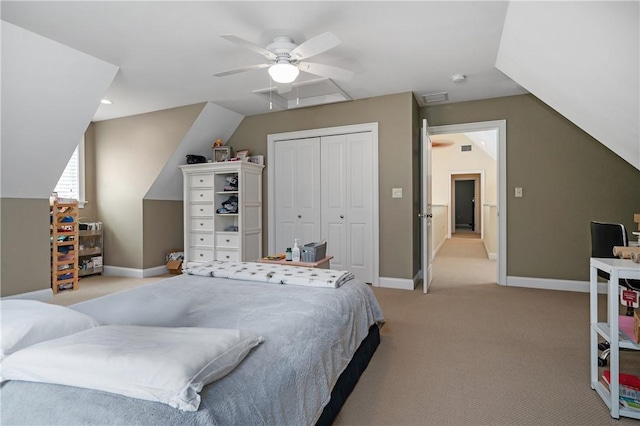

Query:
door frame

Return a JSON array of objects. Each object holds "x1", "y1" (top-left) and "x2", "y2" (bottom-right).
[
  {"x1": 267, "y1": 122, "x2": 380, "y2": 285},
  {"x1": 428, "y1": 120, "x2": 506, "y2": 286}
]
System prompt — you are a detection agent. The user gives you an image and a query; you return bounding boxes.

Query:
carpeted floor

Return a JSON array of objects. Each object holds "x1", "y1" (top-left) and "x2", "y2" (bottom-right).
[
  {"x1": 333, "y1": 238, "x2": 639, "y2": 425},
  {"x1": 48, "y1": 239, "x2": 639, "y2": 425}
]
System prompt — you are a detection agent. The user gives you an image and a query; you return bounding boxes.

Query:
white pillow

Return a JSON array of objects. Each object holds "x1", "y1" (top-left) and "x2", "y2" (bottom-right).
[
  {"x1": 0, "y1": 300, "x2": 100, "y2": 360},
  {"x1": 1, "y1": 325, "x2": 264, "y2": 411}
]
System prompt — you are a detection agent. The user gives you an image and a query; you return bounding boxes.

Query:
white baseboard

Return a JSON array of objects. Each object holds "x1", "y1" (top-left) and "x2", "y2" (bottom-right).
[
  {"x1": 482, "y1": 242, "x2": 497, "y2": 260},
  {"x1": 378, "y1": 276, "x2": 415, "y2": 290},
  {"x1": 506, "y1": 276, "x2": 607, "y2": 294},
  {"x1": 2, "y1": 288, "x2": 53, "y2": 301},
  {"x1": 103, "y1": 265, "x2": 168, "y2": 278},
  {"x1": 143, "y1": 265, "x2": 170, "y2": 277},
  {"x1": 433, "y1": 239, "x2": 445, "y2": 259}
]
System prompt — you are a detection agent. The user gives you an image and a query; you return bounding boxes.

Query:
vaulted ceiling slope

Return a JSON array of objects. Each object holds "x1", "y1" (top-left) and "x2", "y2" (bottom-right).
[
  {"x1": 0, "y1": 21, "x2": 118, "y2": 199},
  {"x1": 497, "y1": 1, "x2": 639, "y2": 171},
  {"x1": 1, "y1": 0, "x2": 638, "y2": 202},
  {"x1": 1, "y1": 1, "x2": 527, "y2": 121}
]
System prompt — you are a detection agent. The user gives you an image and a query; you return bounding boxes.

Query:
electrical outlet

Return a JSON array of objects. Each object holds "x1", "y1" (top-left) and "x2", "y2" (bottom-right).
[
  {"x1": 515, "y1": 187, "x2": 523, "y2": 198},
  {"x1": 392, "y1": 188, "x2": 403, "y2": 198}
]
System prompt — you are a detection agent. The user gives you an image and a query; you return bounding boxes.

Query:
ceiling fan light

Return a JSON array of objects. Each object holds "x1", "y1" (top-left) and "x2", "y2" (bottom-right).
[{"x1": 269, "y1": 63, "x2": 299, "y2": 83}]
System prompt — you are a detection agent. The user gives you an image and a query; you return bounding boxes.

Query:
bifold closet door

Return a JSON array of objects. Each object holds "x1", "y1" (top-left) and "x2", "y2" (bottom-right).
[
  {"x1": 321, "y1": 132, "x2": 374, "y2": 283},
  {"x1": 273, "y1": 137, "x2": 321, "y2": 253}
]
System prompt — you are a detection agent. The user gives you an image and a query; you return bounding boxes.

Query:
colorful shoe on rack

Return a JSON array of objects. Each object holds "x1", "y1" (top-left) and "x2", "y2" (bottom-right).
[{"x1": 220, "y1": 195, "x2": 238, "y2": 213}]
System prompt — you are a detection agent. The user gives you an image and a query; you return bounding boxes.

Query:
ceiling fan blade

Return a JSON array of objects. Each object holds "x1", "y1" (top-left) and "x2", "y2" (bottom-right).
[
  {"x1": 213, "y1": 63, "x2": 269, "y2": 78},
  {"x1": 220, "y1": 34, "x2": 277, "y2": 60},
  {"x1": 290, "y1": 32, "x2": 341, "y2": 60},
  {"x1": 276, "y1": 82, "x2": 293, "y2": 94},
  {"x1": 297, "y1": 62, "x2": 354, "y2": 81}
]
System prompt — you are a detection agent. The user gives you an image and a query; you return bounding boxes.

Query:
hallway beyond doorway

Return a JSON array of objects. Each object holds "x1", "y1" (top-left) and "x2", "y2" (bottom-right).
[
  {"x1": 432, "y1": 238, "x2": 496, "y2": 289},
  {"x1": 452, "y1": 228, "x2": 480, "y2": 239}
]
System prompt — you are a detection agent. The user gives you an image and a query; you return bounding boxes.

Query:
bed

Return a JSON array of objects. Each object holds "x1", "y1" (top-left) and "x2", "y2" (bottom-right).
[{"x1": 0, "y1": 261, "x2": 384, "y2": 425}]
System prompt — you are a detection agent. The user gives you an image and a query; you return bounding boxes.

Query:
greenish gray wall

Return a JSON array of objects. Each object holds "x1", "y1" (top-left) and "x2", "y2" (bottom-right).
[
  {"x1": 1, "y1": 198, "x2": 51, "y2": 296},
  {"x1": 92, "y1": 103, "x2": 205, "y2": 270},
  {"x1": 227, "y1": 92, "x2": 415, "y2": 280},
  {"x1": 423, "y1": 94, "x2": 640, "y2": 282},
  {"x1": 142, "y1": 199, "x2": 184, "y2": 268}
]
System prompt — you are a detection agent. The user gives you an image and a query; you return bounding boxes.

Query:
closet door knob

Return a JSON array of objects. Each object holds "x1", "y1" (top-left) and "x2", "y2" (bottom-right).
[
  {"x1": 298, "y1": 215, "x2": 302, "y2": 219},
  {"x1": 340, "y1": 215, "x2": 344, "y2": 219}
]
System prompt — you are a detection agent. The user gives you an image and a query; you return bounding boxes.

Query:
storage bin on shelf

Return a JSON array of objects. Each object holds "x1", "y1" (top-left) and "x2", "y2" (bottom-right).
[{"x1": 301, "y1": 241, "x2": 327, "y2": 262}]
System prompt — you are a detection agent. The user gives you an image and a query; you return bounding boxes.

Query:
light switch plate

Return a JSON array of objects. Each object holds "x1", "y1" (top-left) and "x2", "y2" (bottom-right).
[
  {"x1": 392, "y1": 188, "x2": 402, "y2": 198},
  {"x1": 515, "y1": 187, "x2": 523, "y2": 197}
]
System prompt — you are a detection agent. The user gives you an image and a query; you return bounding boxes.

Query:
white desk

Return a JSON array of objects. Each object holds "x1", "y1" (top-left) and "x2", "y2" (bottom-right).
[{"x1": 590, "y1": 257, "x2": 640, "y2": 419}]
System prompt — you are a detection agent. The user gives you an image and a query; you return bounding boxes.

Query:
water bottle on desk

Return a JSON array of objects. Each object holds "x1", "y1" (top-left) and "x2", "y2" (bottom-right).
[{"x1": 292, "y1": 239, "x2": 300, "y2": 262}]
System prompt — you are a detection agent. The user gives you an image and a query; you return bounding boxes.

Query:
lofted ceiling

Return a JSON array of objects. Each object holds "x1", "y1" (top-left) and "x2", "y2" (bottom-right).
[{"x1": 1, "y1": 1, "x2": 528, "y2": 121}]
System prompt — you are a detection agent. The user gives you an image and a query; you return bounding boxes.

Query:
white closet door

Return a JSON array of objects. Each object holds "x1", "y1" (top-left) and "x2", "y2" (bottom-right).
[
  {"x1": 273, "y1": 137, "x2": 321, "y2": 252},
  {"x1": 321, "y1": 132, "x2": 373, "y2": 283}
]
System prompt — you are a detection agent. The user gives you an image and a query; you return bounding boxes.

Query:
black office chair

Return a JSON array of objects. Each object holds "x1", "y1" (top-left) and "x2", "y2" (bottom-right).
[
  {"x1": 590, "y1": 221, "x2": 640, "y2": 366},
  {"x1": 590, "y1": 221, "x2": 640, "y2": 296}
]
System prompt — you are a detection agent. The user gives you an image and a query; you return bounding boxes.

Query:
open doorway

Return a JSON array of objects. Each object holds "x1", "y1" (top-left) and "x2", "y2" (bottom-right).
[
  {"x1": 452, "y1": 174, "x2": 481, "y2": 238},
  {"x1": 426, "y1": 120, "x2": 506, "y2": 286}
]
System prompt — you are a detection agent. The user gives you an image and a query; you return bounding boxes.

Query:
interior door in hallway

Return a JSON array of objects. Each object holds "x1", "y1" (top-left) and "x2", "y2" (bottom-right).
[
  {"x1": 321, "y1": 132, "x2": 374, "y2": 283},
  {"x1": 273, "y1": 137, "x2": 321, "y2": 253},
  {"x1": 421, "y1": 119, "x2": 433, "y2": 293},
  {"x1": 455, "y1": 179, "x2": 475, "y2": 231}
]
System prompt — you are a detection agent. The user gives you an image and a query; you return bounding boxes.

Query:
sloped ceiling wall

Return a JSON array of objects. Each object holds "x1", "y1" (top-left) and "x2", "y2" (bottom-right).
[
  {"x1": 1, "y1": 21, "x2": 118, "y2": 198},
  {"x1": 496, "y1": 2, "x2": 639, "y2": 170},
  {"x1": 144, "y1": 102, "x2": 244, "y2": 201}
]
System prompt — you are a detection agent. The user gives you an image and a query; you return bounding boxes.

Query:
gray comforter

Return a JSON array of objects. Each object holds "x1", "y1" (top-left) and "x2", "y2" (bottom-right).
[{"x1": 0, "y1": 273, "x2": 384, "y2": 425}]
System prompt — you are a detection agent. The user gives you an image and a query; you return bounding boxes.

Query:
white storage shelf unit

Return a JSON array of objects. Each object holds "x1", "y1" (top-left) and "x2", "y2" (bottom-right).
[
  {"x1": 180, "y1": 161, "x2": 264, "y2": 266},
  {"x1": 590, "y1": 257, "x2": 640, "y2": 419}
]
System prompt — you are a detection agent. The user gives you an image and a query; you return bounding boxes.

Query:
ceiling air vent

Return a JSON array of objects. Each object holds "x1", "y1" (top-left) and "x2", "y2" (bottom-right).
[
  {"x1": 422, "y1": 92, "x2": 448, "y2": 103},
  {"x1": 461, "y1": 145, "x2": 472, "y2": 152}
]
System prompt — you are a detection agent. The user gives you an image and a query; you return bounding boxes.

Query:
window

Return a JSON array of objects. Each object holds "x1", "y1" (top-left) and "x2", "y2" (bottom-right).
[{"x1": 54, "y1": 137, "x2": 85, "y2": 207}]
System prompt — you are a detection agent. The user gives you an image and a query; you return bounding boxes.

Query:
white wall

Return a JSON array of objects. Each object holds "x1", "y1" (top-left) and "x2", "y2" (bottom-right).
[
  {"x1": 431, "y1": 134, "x2": 497, "y2": 206},
  {"x1": 496, "y1": 1, "x2": 639, "y2": 170},
  {"x1": 1, "y1": 21, "x2": 118, "y2": 198},
  {"x1": 144, "y1": 102, "x2": 244, "y2": 201}
]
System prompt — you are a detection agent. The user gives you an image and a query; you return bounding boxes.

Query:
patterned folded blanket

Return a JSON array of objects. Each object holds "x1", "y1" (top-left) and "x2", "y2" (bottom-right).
[{"x1": 184, "y1": 261, "x2": 354, "y2": 289}]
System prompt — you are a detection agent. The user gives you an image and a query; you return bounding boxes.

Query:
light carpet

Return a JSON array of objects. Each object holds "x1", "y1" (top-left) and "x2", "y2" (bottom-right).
[{"x1": 334, "y1": 238, "x2": 639, "y2": 426}]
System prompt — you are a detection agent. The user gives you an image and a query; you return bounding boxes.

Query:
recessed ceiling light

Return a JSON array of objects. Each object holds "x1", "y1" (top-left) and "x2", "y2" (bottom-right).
[{"x1": 100, "y1": 99, "x2": 113, "y2": 105}]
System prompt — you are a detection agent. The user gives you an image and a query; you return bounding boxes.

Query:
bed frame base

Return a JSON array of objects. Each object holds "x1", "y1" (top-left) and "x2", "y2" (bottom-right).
[{"x1": 316, "y1": 323, "x2": 381, "y2": 425}]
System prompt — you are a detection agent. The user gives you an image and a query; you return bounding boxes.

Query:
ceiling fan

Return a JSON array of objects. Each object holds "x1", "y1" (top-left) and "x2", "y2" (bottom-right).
[{"x1": 213, "y1": 32, "x2": 354, "y2": 92}]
